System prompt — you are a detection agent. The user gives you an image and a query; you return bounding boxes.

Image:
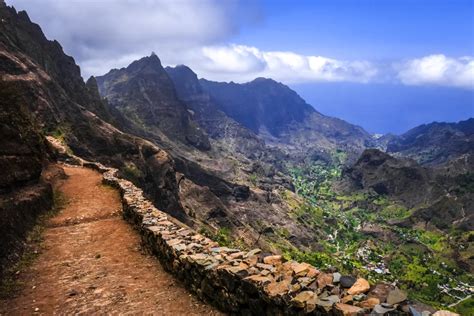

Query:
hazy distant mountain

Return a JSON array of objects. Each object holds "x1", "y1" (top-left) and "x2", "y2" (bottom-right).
[
  {"x1": 386, "y1": 118, "x2": 474, "y2": 165},
  {"x1": 339, "y1": 149, "x2": 473, "y2": 232},
  {"x1": 200, "y1": 78, "x2": 374, "y2": 161}
]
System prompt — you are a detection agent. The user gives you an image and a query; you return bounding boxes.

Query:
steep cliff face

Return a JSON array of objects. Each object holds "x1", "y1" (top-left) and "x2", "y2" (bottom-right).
[
  {"x1": 96, "y1": 55, "x2": 210, "y2": 151},
  {"x1": 165, "y1": 65, "x2": 266, "y2": 158},
  {"x1": 0, "y1": 3, "x2": 183, "y2": 219},
  {"x1": 0, "y1": 4, "x2": 320, "y2": 255},
  {"x1": 0, "y1": 4, "x2": 112, "y2": 123},
  {"x1": 386, "y1": 118, "x2": 474, "y2": 166},
  {"x1": 0, "y1": 80, "x2": 53, "y2": 276},
  {"x1": 200, "y1": 77, "x2": 374, "y2": 160}
]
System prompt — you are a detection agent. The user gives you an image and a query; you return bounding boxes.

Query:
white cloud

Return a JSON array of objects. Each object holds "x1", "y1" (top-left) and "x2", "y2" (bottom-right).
[
  {"x1": 188, "y1": 44, "x2": 379, "y2": 83},
  {"x1": 397, "y1": 54, "x2": 474, "y2": 89},
  {"x1": 5, "y1": 1, "x2": 473, "y2": 89},
  {"x1": 6, "y1": 0, "x2": 255, "y2": 78}
]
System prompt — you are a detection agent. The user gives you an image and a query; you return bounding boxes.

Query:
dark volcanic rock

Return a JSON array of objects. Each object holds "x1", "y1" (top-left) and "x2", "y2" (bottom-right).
[
  {"x1": 0, "y1": 82, "x2": 44, "y2": 191},
  {"x1": 339, "y1": 275, "x2": 357, "y2": 288},
  {"x1": 339, "y1": 149, "x2": 474, "y2": 233},
  {"x1": 341, "y1": 149, "x2": 439, "y2": 207},
  {"x1": 0, "y1": 80, "x2": 53, "y2": 276},
  {"x1": 0, "y1": 3, "x2": 184, "y2": 219},
  {"x1": 96, "y1": 55, "x2": 210, "y2": 151},
  {"x1": 166, "y1": 65, "x2": 266, "y2": 158},
  {"x1": 232, "y1": 185, "x2": 250, "y2": 201}
]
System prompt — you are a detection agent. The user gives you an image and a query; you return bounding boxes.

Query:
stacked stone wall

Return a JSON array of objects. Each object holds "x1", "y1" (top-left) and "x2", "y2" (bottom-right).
[{"x1": 84, "y1": 161, "x2": 417, "y2": 316}]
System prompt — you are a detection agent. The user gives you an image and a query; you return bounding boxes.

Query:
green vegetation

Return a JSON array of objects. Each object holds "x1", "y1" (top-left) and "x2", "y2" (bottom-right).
[
  {"x1": 48, "y1": 124, "x2": 72, "y2": 143},
  {"x1": 199, "y1": 226, "x2": 239, "y2": 248},
  {"x1": 214, "y1": 227, "x2": 232, "y2": 246},
  {"x1": 279, "y1": 152, "x2": 473, "y2": 313},
  {"x1": 249, "y1": 173, "x2": 258, "y2": 186},
  {"x1": 121, "y1": 161, "x2": 144, "y2": 182}
]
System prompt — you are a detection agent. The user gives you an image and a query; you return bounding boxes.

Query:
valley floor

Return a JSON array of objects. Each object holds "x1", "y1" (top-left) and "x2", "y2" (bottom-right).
[{"x1": 0, "y1": 165, "x2": 222, "y2": 315}]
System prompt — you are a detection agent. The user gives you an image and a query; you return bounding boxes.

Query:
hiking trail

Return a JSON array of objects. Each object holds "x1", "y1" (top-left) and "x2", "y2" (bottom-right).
[{"x1": 0, "y1": 165, "x2": 222, "y2": 315}]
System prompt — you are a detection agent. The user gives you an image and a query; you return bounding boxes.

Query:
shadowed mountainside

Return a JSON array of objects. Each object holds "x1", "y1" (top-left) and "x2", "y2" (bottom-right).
[
  {"x1": 96, "y1": 54, "x2": 211, "y2": 151},
  {"x1": 200, "y1": 77, "x2": 375, "y2": 162},
  {"x1": 0, "y1": 81, "x2": 53, "y2": 276},
  {"x1": 339, "y1": 149, "x2": 473, "y2": 232},
  {"x1": 386, "y1": 118, "x2": 474, "y2": 166}
]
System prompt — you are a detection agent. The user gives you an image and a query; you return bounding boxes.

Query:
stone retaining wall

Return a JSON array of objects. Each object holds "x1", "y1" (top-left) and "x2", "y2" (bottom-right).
[{"x1": 84, "y1": 161, "x2": 416, "y2": 316}]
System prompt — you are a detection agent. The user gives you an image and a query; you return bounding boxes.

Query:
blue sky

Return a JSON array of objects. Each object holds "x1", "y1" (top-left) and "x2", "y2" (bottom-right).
[
  {"x1": 7, "y1": 0, "x2": 474, "y2": 134},
  {"x1": 236, "y1": 0, "x2": 474, "y2": 60},
  {"x1": 233, "y1": 0, "x2": 474, "y2": 133}
]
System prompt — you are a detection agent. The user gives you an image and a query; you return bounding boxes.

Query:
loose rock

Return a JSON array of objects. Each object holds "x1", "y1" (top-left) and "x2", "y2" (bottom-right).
[
  {"x1": 347, "y1": 278, "x2": 370, "y2": 295},
  {"x1": 386, "y1": 288, "x2": 407, "y2": 305},
  {"x1": 340, "y1": 275, "x2": 356, "y2": 288},
  {"x1": 334, "y1": 303, "x2": 363, "y2": 316}
]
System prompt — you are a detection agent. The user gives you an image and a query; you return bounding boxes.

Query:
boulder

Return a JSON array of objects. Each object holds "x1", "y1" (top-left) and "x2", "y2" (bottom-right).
[
  {"x1": 265, "y1": 279, "x2": 291, "y2": 297},
  {"x1": 433, "y1": 311, "x2": 460, "y2": 316},
  {"x1": 358, "y1": 297, "x2": 380, "y2": 309},
  {"x1": 367, "y1": 283, "x2": 395, "y2": 303},
  {"x1": 386, "y1": 288, "x2": 407, "y2": 305},
  {"x1": 317, "y1": 272, "x2": 333, "y2": 289},
  {"x1": 340, "y1": 275, "x2": 357, "y2": 288},
  {"x1": 263, "y1": 255, "x2": 282, "y2": 265},
  {"x1": 347, "y1": 278, "x2": 370, "y2": 295}
]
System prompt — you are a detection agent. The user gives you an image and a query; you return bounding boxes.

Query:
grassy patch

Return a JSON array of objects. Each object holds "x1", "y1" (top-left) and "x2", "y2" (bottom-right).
[
  {"x1": 249, "y1": 173, "x2": 258, "y2": 186},
  {"x1": 121, "y1": 162, "x2": 143, "y2": 182},
  {"x1": 379, "y1": 204, "x2": 411, "y2": 220}
]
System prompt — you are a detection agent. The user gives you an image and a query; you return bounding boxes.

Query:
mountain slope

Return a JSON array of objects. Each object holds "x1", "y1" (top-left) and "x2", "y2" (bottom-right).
[
  {"x1": 0, "y1": 3, "x2": 185, "y2": 220},
  {"x1": 165, "y1": 65, "x2": 266, "y2": 159},
  {"x1": 96, "y1": 54, "x2": 210, "y2": 151},
  {"x1": 339, "y1": 149, "x2": 473, "y2": 232},
  {"x1": 0, "y1": 80, "x2": 53, "y2": 276},
  {"x1": 200, "y1": 77, "x2": 374, "y2": 160},
  {"x1": 386, "y1": 118, "x2": 474, "y2": 165}
]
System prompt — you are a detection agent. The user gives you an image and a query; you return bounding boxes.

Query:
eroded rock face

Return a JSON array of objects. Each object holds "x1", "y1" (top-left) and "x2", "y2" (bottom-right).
[
  {"x1": 200, "y1": 77, "x2": 373, "y2": 160},
  {"x1": 339, "y1": 149, "x2": 474, "y2": 233},
  {"x1": 0, "y1": 3, "x2": 184, "y2": 218},
  {"x1": 96, "y1": 55, "x2": 210, "y2": 151},
  {"x1": 0, "y1": 80, "x2": 53, "y2": 276},
  {"x1": 165, "y1": 65, "x2": 266, "y2": 159},
  {"x1": 341, "y1": 149, "x2": 437, "y2": 207},
  {"x1": 0, "y1": 81, "x2": 47, "y2": 191}
]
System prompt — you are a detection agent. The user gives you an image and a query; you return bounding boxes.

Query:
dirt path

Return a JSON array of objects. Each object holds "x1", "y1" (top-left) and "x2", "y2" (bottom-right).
[{"x1": 0, "y1": 165, "x2": 223, "y2": 315}]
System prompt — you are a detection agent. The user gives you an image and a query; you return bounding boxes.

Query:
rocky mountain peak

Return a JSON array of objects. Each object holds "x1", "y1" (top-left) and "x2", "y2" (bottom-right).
[
  {"x1": 200, "y1": 77, "x2": 316, "y2": 137},
  {"x1": 127, "y1": 53, "x2": 163, "y2": 74},
  {"x1": 96, "y1": 56, "x2": 211, "y2": 151},
  {"x1": 250, "y1": 77, "x2": 279, "y2": 85},
  {"x1": 165, "y1": 64, "x2": 203, "y2": 99}
]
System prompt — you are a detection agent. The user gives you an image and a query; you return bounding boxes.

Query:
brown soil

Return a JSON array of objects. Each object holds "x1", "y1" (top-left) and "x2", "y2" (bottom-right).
[{"x1": 0, "y1": 165, "x2": 223, "y2": 315}]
